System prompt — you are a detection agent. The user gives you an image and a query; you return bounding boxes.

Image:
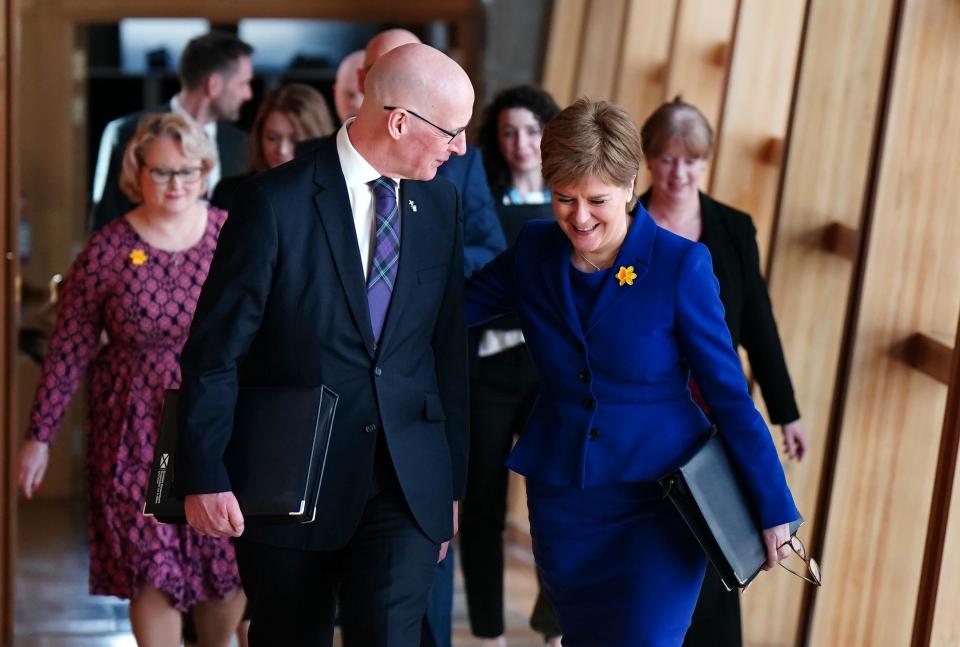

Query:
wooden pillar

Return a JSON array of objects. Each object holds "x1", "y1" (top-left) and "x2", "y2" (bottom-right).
[
  {"x1": 808, "y1": 0, "x2": 960, "y2": 644},
  {"x1": 915, "y1": 316, "x2": 960, "y2": 645},
  {"x1": 572, "y1": 0, "x2": 628, "y2": 101},
  {"x1": 1, "y1": 0, "x2": 16, "y2": 641},
  {"x1": 663, "y1": 0, "x2": 737, "y2": 189},
  {"x1": 541, "y1": 0, "x2": 588, "y2": 106},
  {"x1": 613, "y1": 0, "x2": 677, "y2": 127},
  {"x1": 708, "y1": 0, "x2": 806, "y2": 267},
  {"x1": 739, "y1": 0, "x2": 896, "y2": 643}
]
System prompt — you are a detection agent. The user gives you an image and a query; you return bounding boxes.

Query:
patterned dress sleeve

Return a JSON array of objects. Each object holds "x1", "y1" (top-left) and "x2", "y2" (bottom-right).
[{"x1": 27, "y1": 233, "x2": 114, "y2": 443}]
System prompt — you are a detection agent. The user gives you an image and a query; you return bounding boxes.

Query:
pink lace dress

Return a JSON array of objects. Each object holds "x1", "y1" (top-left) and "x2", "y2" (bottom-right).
[{"x1": 26, "y1": 207, "x2": 241, "y2": 611}]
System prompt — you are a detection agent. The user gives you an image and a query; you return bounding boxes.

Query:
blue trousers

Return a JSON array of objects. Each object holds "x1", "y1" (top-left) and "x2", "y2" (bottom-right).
[{"x1": 420, "y1": 546, "x2": 454, "y2": 647}]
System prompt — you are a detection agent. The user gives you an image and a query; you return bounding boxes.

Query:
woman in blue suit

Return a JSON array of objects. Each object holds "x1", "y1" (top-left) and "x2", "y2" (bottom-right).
[{"x1": 465, "y1": 99, "x2": 800, "y2": 646}]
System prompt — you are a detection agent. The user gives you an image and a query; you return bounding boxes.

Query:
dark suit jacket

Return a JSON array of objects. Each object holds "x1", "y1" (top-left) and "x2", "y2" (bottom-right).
[
  {"x1": 89, "y1": 102, "x2": 249, "y2": 231},
  {"x1": 639, "y1": 190, "x2": 800, "y2": 424},
  {"x1": 209, "y1": 171, "x2": 254, "y2": 211},
  {"x1": 176, "y1": 136, "x2": 469, "y2": 551},
  {"x1": 297, "y1": 138, "x2": 506, "y2": 275},
  {"x1": 465, "y1": 210, "x2": 798, "y2": 529}
]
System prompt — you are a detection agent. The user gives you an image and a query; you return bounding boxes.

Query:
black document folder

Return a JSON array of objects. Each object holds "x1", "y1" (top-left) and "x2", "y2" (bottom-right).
[
  {"x1": 143, "y1": 386, "x2": 338, "y2": 525},
  {"x1": 658, "y1": 431, "x2": 802, "y2": 590}
]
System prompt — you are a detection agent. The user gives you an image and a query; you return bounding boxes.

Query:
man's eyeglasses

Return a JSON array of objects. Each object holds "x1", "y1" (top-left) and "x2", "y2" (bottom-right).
[
  {"x1": 383, "y1": 106, "x2": 466, "y2": 143},
  {"x1": 778, "y1": 535, "x2": 822, "y2": 586},
  {"x1": 148, "y1": 167, "x2": 203, "y2": 185}
]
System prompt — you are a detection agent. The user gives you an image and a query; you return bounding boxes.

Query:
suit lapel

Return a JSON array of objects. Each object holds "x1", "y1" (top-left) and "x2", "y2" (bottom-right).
[
  {"x1": 311, "y1": 139, "x2": 376, "y2": 356},
  {"x1": 376, "y1": 181, "x2": 424, "y2": 351},
  {"x1": 583, "y1": 207, "x2": 656, "y2": 335},
  {"x1": 539, "y1": 228, "x2": 585, "y2": 341}
]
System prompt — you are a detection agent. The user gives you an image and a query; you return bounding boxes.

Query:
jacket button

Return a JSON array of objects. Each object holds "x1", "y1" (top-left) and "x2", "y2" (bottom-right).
[
  {"x1": 589, "y1": 428, "x2": 600, "y2": 440},
  {"x1": 576, "y1": 342, "x2": 585, "y2": 354},
  {"x1": 364, "y1": 423, "x2": 377, "y2": 434},
  {"x1": 374, "y1": 366, "x2": 383, "y2": 376},
  {"x1": 577, "y1": 371, "x2": 589, "y2": 383},
  {"x1": 583, "y1": 398, "x2": 596, "y2": 411}
]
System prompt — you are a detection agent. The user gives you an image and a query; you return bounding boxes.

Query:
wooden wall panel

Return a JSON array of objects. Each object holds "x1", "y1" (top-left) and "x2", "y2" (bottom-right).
[
  {"x1": 739, "y1": 0, "x2": 895, "y2": 644},
  {"x1": 541, "y1": 0, "x2": 587, "y2": 107},
  {"x1": 928, "y1": 325, "x2": 960, "y2": 646},
  {"x1": 18, "y1": 2, "x2": 80, "y2": 288},
  {"x1": 663, "y1": 0, "x2": 736, "y2": 189},
  {"x1": 612, "y1": 0, "x2": 676, "y2": 125},
  {"x1": 54, "y1": 0, "x2": 479, "y2": 21},
  {"x1": 1, "y1": 0, "x2": 14, "y2": 641},
  {"x1": 808, "y1": 0, "x2": 960, "y2": 644},
  {"x1": 709, "y1": 0, "x2": 806, "y2": 267},
  {"x1": 15, "y1": 2, "x2": 87, "y2": 504},
  {"x1": 572, "y1": 0, "x2": 628, "y2": 101}
]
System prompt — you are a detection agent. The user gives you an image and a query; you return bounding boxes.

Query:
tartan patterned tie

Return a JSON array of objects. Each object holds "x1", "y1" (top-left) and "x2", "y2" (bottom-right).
[{"x1": 367, "y1": 177, "x2": 401, "y2": 340}]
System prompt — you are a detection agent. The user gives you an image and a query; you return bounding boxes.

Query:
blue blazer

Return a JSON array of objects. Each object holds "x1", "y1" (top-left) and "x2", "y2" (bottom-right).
[
  {"x1": 436, "y1": 145, "x2": 506, "y2": 274},
  {"x1": 465, "y1": 207, "x2": 798, "y2": 528}
]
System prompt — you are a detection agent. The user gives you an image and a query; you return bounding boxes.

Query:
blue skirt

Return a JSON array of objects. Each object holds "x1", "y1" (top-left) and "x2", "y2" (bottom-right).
[{"x1": 526, "y1": 479, "x2": 707, "y2": 647}]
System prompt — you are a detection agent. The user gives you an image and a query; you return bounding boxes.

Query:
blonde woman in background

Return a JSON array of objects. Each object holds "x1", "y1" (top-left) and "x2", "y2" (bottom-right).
[{"x1": 18, "y1": 113, "x2": 244, "y2": 646}]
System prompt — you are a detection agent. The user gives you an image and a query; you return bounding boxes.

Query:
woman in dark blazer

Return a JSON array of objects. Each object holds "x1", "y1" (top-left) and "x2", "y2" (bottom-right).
[
  {"x1": 639, "y1": 98, "x2": 808, "y2": 647},
  {"x1": 465, "y1": 98, "x2": 800, "y2": 647}
]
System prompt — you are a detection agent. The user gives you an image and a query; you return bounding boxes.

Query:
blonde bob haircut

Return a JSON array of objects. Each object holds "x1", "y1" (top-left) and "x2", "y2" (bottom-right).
[
  {"x1": 640, "y1": 96, "x2": 714, "y2": 160},
  {"x1": 541, "y1": 98, "x2": 643, "y2": 212},
  {"x1": 120, "y1": 112, "x2": 216, "y2": 203}
]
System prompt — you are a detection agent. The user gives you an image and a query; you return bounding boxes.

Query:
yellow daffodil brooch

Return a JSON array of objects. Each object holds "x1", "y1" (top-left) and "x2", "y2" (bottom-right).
[
  {"x1": 129, "y1": 249, "x2": 148, "y2": 266},
  {"x1": 616, "y1": 265, "x2": 637, "y2": 286}
]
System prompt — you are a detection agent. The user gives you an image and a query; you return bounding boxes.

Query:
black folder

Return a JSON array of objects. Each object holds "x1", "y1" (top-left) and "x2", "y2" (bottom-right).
[
  {"x1": 658, "y1": 430, "x2": 802, "y2": 590},
  {"x1": 143, "y1": 386, "x2": 338, "y2": 525}
]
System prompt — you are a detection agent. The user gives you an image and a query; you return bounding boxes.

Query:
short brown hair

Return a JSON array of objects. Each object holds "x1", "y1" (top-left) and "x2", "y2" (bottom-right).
[
  {"x1": 249, "y1": 83, "x2": 336, "y2": 172},
  {"x1": 120, "y1": 113, "x2": 215, "y2": 203},
  {"x1": 178, "y1": 31, "x2": 254, "y2": 91},
  {"x1": 640, "y1": 97, "x2": 714, "y2": 159},
  {"x1": 541, "y1": 98, "x2": 643, "y2": 211}
]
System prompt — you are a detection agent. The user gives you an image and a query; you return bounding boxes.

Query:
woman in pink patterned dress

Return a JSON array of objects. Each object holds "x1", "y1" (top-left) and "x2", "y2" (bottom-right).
[{"x1": 18, "y1": 113, "x2": 245, "y2": 646}]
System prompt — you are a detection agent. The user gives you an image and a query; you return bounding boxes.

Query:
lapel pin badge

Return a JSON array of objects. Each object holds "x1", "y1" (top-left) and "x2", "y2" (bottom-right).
[
  {"x1": 408, "y1": 199, "x2": 417, "y2": 212},
  {"x1": 616, "y1": 265, "x2": 637, "y2": 286}
]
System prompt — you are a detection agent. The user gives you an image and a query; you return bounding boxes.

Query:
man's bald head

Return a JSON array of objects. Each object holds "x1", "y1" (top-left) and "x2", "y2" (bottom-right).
[
  {"x1": 351, "y1": 44, "x2": 474, "y2": 181},
  {"x1": 363, "y1": 43, "x2": 473, "y2": 119},
  {"x1": 358, "y1": 28, "x2": 422, "y2": 93},
  {"x1": 333, "y1": 50, "x2": 365, "y2": 122}
]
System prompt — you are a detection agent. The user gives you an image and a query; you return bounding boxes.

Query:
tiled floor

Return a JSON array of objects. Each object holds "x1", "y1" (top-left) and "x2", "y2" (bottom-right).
[{"x1": 14, "y1": 500, "x2": 547, "y2": 647}]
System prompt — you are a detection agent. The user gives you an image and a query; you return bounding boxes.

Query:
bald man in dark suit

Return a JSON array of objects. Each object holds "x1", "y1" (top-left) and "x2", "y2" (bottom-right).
[{"x1": 177, "y1": 44, "x2": 473, "y2": 647}]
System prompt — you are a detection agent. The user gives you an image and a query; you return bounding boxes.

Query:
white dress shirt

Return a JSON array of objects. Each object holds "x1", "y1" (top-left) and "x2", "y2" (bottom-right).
[
  {"x1": 170, "y1": 95, "x2": 221, "y2": 193},
  {"x1": 335, "y1": 118, "x2": 400, "y2": 280}
]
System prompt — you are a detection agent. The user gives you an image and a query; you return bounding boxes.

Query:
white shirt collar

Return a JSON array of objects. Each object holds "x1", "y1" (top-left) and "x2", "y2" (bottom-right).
[
  {"x1": 335, "y1": 118, "x2": 398, "y2": 190},
  {"x1": 169, "y1": 94, "x2": 217, "y2": 141}
]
